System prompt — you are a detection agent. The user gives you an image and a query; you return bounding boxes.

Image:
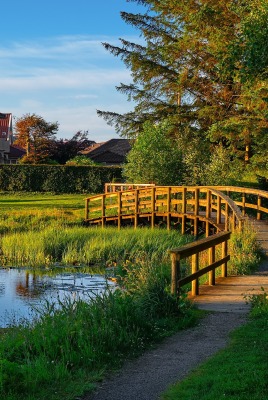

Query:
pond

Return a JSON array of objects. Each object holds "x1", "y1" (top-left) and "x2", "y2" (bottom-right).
[{"x1": 0, "y1": 267, "x2": 116, "y2": 328}]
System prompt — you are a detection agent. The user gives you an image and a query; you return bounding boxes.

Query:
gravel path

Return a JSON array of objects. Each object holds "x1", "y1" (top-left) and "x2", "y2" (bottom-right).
[{"x1": 82, "y1": 312, "x2": 247, "y2": 400}]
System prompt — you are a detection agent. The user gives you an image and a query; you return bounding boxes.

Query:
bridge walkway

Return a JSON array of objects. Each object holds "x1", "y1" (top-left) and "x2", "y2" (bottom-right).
[{"x1": 191, "y1": 219, "x2": 268, "y2": 312}]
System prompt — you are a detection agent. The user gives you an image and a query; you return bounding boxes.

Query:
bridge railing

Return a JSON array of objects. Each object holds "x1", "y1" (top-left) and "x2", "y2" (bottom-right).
[
  {"x1": 208, "y1": 186, "x2": 268, "y2": 220},
  {"x1": 170, "y1": 231, "x2": 231, "y2": 296},
  {"x1": 85, "y1": 186, "x2": 244, "y2": 234},
  {"x1": 104, "y1": 183, "x2": 155, "y2": 193}
]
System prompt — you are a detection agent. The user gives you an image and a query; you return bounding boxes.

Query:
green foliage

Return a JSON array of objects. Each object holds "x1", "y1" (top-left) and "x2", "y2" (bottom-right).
[
  {"x1": 123, "y1": 121, "x2": 183, "y2": 185},
  {"x1": 229, "y1": 221, "x2": 261, "y2": 275},
  {"x1": 245, "y1": 287, "x2": 268, "y2": 318},
  {"x1": 99, "y1": 0, "x2": 268, "y2": 171},
  {"x1": 14, "y1": 113, "x2": 59, "y2": 164},
  {"x1": 0, "y1": 165, "x2": 122, "y2": 193}
]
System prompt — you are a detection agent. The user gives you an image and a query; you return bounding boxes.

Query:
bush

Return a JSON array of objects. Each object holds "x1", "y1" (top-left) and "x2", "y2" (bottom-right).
[{"x1": 229, "y1": 220, "x2": 261, "y2": 275}]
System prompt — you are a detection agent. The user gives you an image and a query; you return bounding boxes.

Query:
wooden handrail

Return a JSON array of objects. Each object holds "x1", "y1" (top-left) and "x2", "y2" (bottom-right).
[
  {"x1": 105, "y1": 183, "x2": 155, "y2": 193},
  {"x1": 85, "y1": 186, "x2": 246, "y2": 234},
  {"x1": 170, "y1": 231, "x2": 231, "y2": 296},
  {"x1": 206, "y1": 186, "x2": 268, "y2": 220}
]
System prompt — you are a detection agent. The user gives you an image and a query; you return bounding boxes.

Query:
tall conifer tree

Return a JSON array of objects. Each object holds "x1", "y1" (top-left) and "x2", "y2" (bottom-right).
[{"x1": 98, "y1": 0, "x2": 268, "y2": 162}]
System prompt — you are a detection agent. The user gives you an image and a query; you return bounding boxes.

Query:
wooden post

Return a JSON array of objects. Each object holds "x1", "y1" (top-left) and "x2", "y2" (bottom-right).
[
  {"x1": 118, "y1": 192, "x2": 121, "y2": 229},
  {"x1": 222, "y1": 240, "x2": 228, "y2": 277},
  {"x1": 206, "y1": 190, "x2": 211, "y2": 219},
  {"x1": 195, "y1": 188, "x2": 199, "y2": 216},
  {"x1": 225, "y1": 203, "x2": 229, "y2": 231},
  {"x1": 192, "y1": 253, "x2": 199, "y2": 296},
  {"x1": 209, "y1": 245, "x2": 216, "y2": 285},
  {"x1": 257, "y1": 195, "x2": 261, "y2": 220},
  {"x1": 171, "y1": 253, "x2": 180, "y2": 296},
  {"x1": 134, "y1": 189, "x2": 138, "y2": 228},
  {"x1": 101, "y1": 195, "x2": 105, "y2": 228},
  {"x1": 167, "y1": 186, "x2": 171, "y2": 230},
  {"x1": 85, "y1": 198, "x2": 89, "y2": 221},
  {"x1": 242, "y1": 193, "x2": 246, "y2": 216},
  {"x1": 217, "y1": 196, "x2": 221, "y2": 225},
  {"x1": 194, "y1": 217, "x2": 198, "y2": 238},
  {"x1": 182, "y1": 187, "x2": 187, "y2": 214},
  {"x1": 205, "y1": 221, "x2": 210, "y2": 237},
  {"x1": 151, "y1": 187, "x2": 155, "y2": 228},
  {"x1": 181, "y1": 187, "x2": 186, "y2": 234}
]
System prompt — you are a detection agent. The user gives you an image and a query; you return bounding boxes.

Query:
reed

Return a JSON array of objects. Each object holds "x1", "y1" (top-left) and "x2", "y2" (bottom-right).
[{"x1": 1, "y1": 226, "x2": 192, "y2": 267}]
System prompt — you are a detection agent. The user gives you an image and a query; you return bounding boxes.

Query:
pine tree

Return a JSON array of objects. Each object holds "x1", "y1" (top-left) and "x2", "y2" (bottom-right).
[{"x1": 98, "y1": 0, "x2": 268, "y2": 163}]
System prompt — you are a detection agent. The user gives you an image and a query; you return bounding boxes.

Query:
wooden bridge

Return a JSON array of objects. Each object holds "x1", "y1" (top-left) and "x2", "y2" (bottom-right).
[
  {"x1": 85, "y1": 185, "x2": 268, "y2": 303},
  {"x1": 85, "y1": 185, "x2": 268, "y2": 235}
]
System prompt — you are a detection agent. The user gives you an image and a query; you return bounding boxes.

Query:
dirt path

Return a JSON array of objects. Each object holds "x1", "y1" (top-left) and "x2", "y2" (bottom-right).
[{"x1": 81, "y1": 258, "x2": 268, "y2": 400}]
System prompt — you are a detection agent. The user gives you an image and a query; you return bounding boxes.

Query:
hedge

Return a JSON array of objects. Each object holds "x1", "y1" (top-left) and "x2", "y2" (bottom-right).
[{"x1": 0, "y1": 165, "x2": 123, "y2": 193}]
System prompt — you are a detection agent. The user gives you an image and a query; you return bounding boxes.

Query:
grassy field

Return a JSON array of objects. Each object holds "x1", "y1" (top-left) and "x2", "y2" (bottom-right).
[{"x1": 0, "y1": 192, "x2": 86, "y2": 211}]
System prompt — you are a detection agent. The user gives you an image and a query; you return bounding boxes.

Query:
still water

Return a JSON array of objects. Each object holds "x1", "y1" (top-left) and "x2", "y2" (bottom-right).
[{"x1": 0, "y1": 267, "x2": 115, "y2": 328}]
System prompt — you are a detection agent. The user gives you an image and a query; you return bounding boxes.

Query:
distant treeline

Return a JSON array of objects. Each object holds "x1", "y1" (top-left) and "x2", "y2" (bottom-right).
[{"x1": 0, "y1": 165, "x2": 123, "y2": 193}]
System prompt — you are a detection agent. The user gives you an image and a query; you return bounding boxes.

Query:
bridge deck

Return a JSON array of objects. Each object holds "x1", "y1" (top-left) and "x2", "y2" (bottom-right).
[
  {"x1": 190, "y1": 273, "x2": 268, "y2": 312},
  {"x1": 191, "y1": 219, "x2": 268, "y2": 311}
]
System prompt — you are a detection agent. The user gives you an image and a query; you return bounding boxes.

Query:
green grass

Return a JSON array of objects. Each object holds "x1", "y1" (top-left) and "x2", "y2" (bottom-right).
[
  {"x1": 161, "y1": 290, "x2": 268, "y2": 400},
  {"x1": 0, "y1": 225, "x2": 193, "y2": 267},
  {"x1": 0, "y1": 192, "x2": 86, "y2": 210}
]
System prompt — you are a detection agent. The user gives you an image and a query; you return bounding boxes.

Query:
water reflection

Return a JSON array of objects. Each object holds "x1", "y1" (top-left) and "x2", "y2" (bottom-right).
[{"x1": 0, "y1": 267, "x2": 115, "y2": 328}]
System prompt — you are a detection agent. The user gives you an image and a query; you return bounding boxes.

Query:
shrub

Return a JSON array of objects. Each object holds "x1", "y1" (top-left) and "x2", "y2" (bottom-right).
[{"x1": 0, "y1": 165, "x2": 122, "y2": 193}]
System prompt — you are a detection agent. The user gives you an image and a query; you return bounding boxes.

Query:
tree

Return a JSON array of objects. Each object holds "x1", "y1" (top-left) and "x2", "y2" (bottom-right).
[
  {"x1": 123, "y1": 121, "x2": 183, "y2": 185},
  {"x1": 98, "y1": 1, "x2": 268, "y2": 164},
  {"x1": 51, "y1": 131, "x2": 95, "y2": 164},
  {"x1": 14, "y1": 113, "x2": 59, "y2": 164}
]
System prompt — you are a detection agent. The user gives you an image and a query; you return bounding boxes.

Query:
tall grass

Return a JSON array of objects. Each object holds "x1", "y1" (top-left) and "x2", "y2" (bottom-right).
[
  {"x1": 229, "y1": 219, "x2": 261, "y2": 275},
  {"x1": 0, "y1": 226, "x2": 192, "y2": 267}
]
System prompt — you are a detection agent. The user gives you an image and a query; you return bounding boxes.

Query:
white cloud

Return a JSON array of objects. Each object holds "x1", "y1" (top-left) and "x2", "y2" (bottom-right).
[
  {"x1": 0, "y1": 69, "x2": 131, "y2": 91},
  {"x1": 0, "y1": 35, "x2": 138, "y2": 140}
]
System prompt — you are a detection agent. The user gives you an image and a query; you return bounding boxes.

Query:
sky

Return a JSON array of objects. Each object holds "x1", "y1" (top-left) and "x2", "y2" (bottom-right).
[{"x1": 0, "y1": 0, "x2": 146, "y2": 142}]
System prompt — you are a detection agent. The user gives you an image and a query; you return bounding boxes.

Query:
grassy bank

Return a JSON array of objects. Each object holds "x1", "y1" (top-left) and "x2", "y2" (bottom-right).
[
  {"x1": 0, "y1": 192, "x2": 262, "y2": 399},
  {"x1": 0, "y1": 262, "x2": 200, "y2": 400},
  {"x1": 161, "y1": 290, "x2": 268, "y2": 400}
]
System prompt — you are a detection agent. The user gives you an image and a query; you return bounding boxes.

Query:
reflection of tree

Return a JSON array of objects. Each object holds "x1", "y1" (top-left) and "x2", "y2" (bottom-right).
[{"x1": 16, "y1": 271, "x2": 42, "y2": 298}]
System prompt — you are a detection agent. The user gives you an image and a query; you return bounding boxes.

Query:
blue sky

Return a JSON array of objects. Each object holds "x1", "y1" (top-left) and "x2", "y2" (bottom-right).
[{"x1": 0, "y1": 1, "x2": 145, "y2": 141}]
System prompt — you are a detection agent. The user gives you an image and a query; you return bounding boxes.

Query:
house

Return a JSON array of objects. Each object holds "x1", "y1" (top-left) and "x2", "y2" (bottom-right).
[
  {"x1": 79, "y1": 138, "x2": 132, "y2": 165},
  {"x1": 0, "y1": 113, "x2": 25, "y2": 164}
]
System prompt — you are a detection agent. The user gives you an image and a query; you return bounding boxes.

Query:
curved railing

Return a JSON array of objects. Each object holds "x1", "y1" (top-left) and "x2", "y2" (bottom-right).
[
  {"x1": 85, "y1": 186, "x2": 245, "y2": 236},
  {"x1": 206, "y1": 186, "x2": 268, "y2": 220}
]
